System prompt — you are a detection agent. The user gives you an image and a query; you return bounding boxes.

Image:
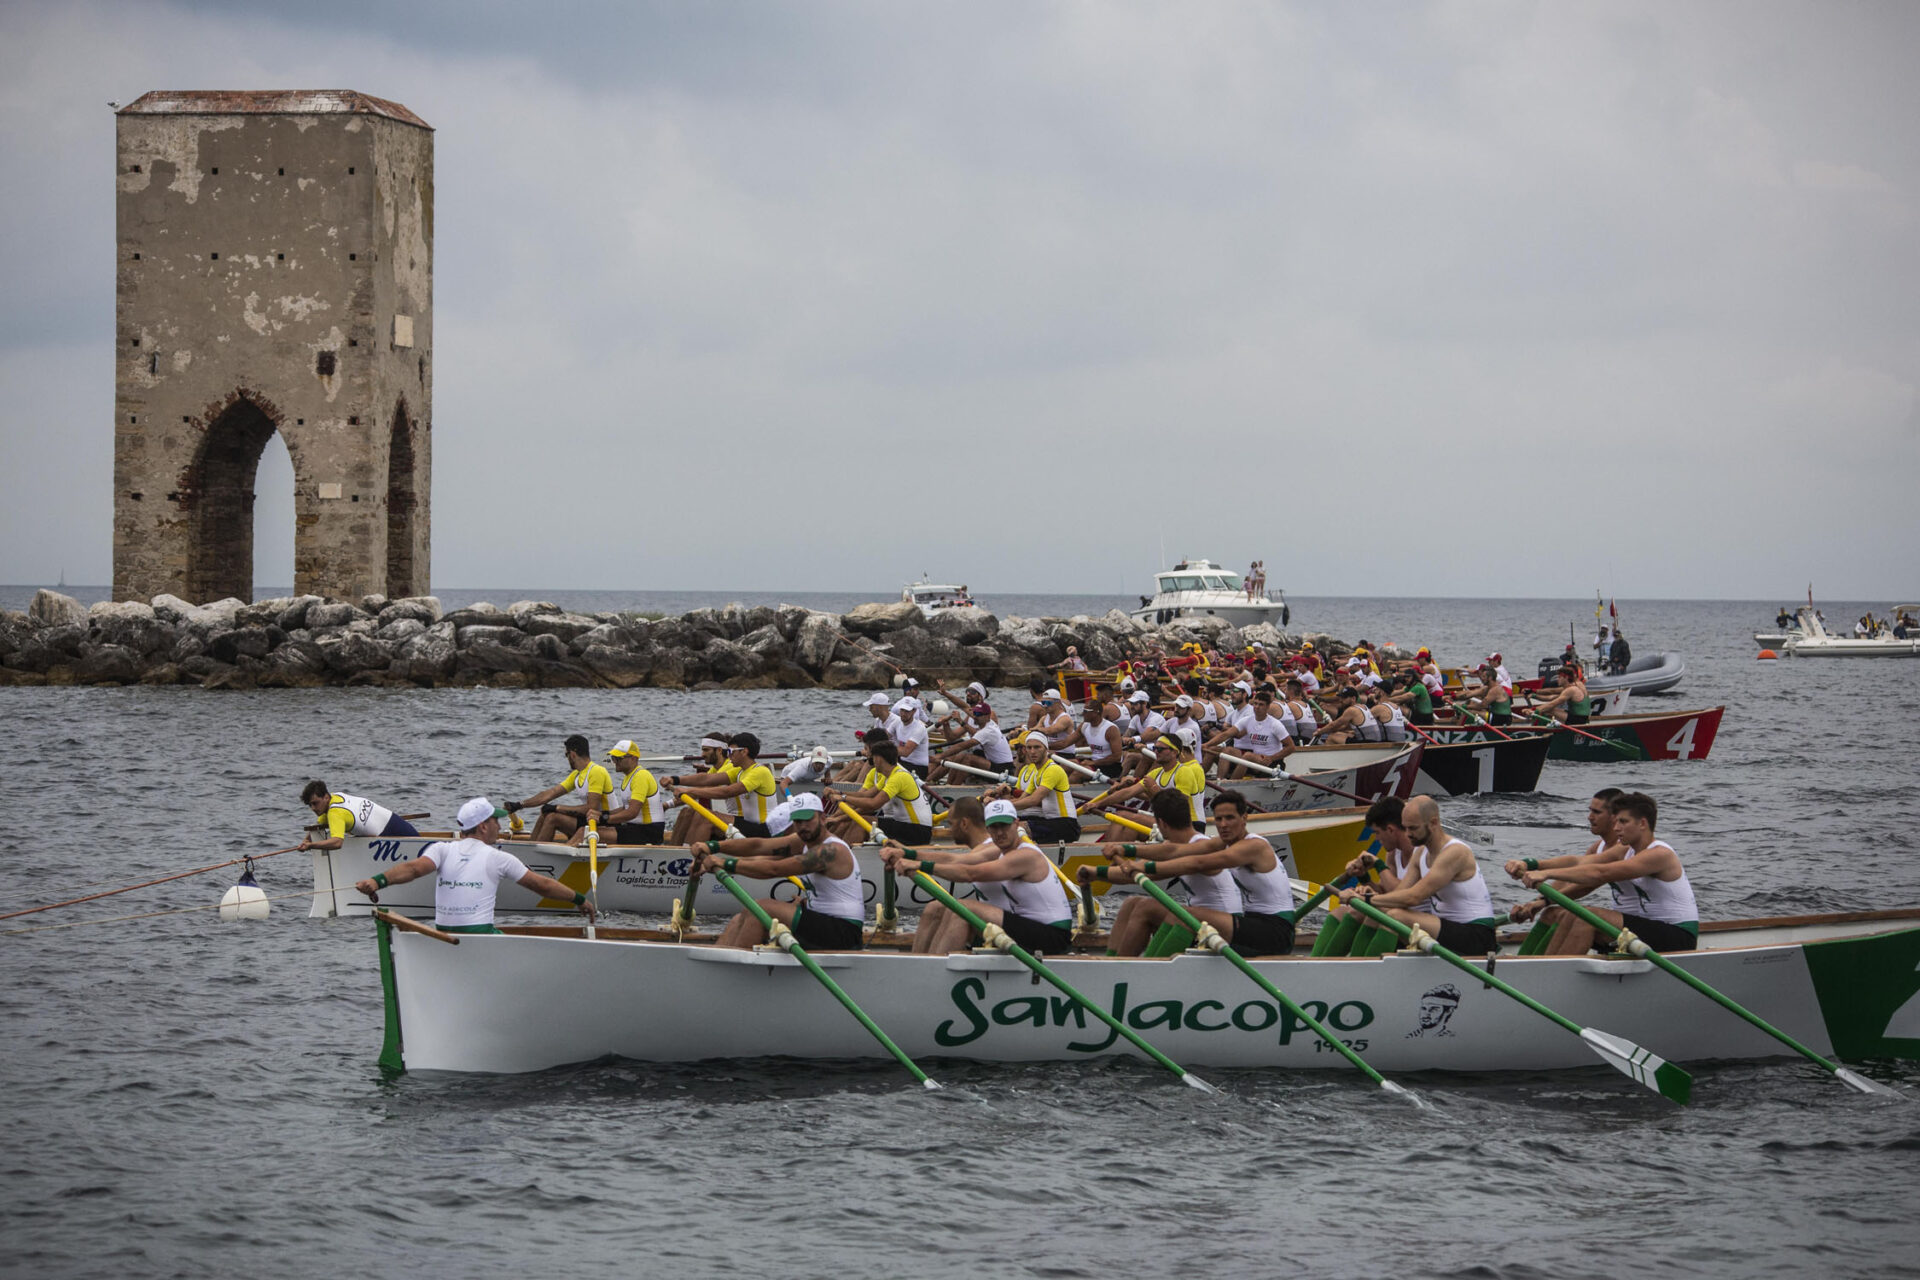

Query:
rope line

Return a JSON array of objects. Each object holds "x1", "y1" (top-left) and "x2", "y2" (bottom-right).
[
  {"x1": 0, "y1": 887, "x2": 324, "y2": 936},
  {"x1": 0, "y1": 847, "x2": 301, "y2": 921}
]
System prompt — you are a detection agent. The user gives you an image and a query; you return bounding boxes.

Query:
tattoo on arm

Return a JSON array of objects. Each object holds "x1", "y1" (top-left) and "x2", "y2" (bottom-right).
[{"x1": 797, "y1": 846, "x2": 829, "y2": 874}]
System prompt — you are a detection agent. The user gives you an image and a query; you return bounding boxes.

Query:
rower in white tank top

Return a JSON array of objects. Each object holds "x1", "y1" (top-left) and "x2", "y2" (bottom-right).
[
  {"x1": 1354, "y1": 706, "x2": 1384, "y2": 742},
  {"x1": 1608, "y1": 839, "x2": 1698, "y2": 926},
  {"x1": 801, "y1": 834, "x2": 866, "y2": 922},
  {"x1": 1177, "y1": 832, "x2": 1244, "y2": 915},
  {"x1": 1230, "y1": 854, "x2": 1296, "y2": 917},
  {"x1": 1082, "y1": 716, "x2": 1118, "y2": 765},
  {"x1": 1290, "y1": 699, "x2": 1316, "y2": 741},
  {"x1": 1379, "y1": 702, "x2": 1408, "y2": 742},
  {"x1": 1420, "y1": 838, "x2": 1496, "y2": 924},
  {"x1": 973, "y1": 837, "x2": 1073, "y2": 923}
]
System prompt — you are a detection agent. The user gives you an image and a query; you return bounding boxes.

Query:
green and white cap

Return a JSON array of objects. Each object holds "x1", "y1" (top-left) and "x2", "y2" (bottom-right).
[
  {"x1": 787, "y1": 792, "x2": 823, "y2": 818},
  {"x1": 984, "y1": 799, "x2": 1019, "y2": 825}
]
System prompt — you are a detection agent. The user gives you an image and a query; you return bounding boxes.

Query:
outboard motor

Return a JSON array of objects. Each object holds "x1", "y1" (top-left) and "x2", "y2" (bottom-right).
[{"x1": 1536, "y1": 656, "x2": 1563, "y2": 682}]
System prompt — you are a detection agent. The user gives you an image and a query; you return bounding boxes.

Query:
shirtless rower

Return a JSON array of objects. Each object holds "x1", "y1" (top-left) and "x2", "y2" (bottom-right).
[
  {"x1": 1104, "y1": 789, "x2": 1296, "y2": 956},
  {"x1": 1314, "y1": 688, "x2": 1372, "y2": 745},
  {"x1": 298, "y1": 781, "x2": 418, "y2": 852},
  {"x1": 1078, "y1": 699, "x2": 1127, "y2": 781},
  {"x1": 589, "y1": 740, "x2": 664, "y2": 846},
  {"x1": 670, "y1": 732, "x2": 779, "y2": 837},
  {"x1": 883, "y1": 798, "x2": 1075, "y2": 955},
  {"x1": 697, "y1": 793, "x2": 866, "y2": 951},
  {"x1": 827, "y1": 738, "x2": 935, "y2": 845},
  {"x1": 1096, "y1": 789, "x2": 1239, "y2": 956},
  {"x1": 1333, "y1": 795, "x2": 1499, "y2": 955},
  {"x1": 929, "y1": 701, "x2": 1015, "y2": 783},
  {"x1": 997, "y1": 732, "x2": 1081, "y2": 844},
  {"x1": 508, "y1": 735, "x2": 614, "y2": 843},
  {"x1": 1511, "y1": 791, "x2": 1698, "y2": 954}
]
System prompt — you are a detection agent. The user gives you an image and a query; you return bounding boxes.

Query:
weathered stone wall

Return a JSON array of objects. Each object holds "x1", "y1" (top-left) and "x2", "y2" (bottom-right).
[
  {"x1": 112, "y1": 92, "x2": 434, "y2": 605},
  {"x1": 0, "y1": 591, "x2": 1303, "y2": 691}
]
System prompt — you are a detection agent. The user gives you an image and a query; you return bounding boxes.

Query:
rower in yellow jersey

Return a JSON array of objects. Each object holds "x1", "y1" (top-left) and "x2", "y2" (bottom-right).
[
  {"x1": 827, "y1": 739, "x2": 935, "y2": 844},
  {"x1": 585, "y1": 739, "x2": 665, "y2": 845},
  {"x1": 662, "y1": 732, "x2": 736, "y2": 842},
  {"x1": 507, "y1": 734, "x2": 615, "y2": 842},
  {"x1": 1083, "y1": 730, "x2": 1208, "y2": 839},
  {"x1": 669, "y1": 732, "x2": 779, "y2": 838},
  {"x1": 999, "y1": 733, "x2": 1081, "y2": 843}
]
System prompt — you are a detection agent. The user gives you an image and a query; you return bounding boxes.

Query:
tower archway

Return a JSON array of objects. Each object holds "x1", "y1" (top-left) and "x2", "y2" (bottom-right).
[
  {"x1": 184, "y1": 394, "x2": 280, "y2": 603},
  {"x1": 386, "y1": 399, "x2": 419, "y2": 599}
]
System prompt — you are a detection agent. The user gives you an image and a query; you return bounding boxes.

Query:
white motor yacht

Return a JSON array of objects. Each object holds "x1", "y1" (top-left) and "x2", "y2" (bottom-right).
[
  {"x1": 1129, "y1": 559, "x2": 1288, "y2": 628},
  {"x1": 900, "y1": 580, "x2": 983, "y2": 621}
]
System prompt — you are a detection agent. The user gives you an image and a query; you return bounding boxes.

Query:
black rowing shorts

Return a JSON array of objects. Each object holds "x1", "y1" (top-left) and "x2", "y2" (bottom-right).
[
  {"x1": 792, "y1": 906, "x2": 864, "y2": 950},
  {"x1": 734, "y1": 819, "x2": 772, "y2": 839},
  {"x1": 610, "y1": 822, "x2": 665, "y2": 845},
  {"x1": 1436, "y1": 919, "x2": 1497, "y2": 956},
  {"x1": 876, "y1": 818, "x2": 933, "y2": 845},
  {"x1": 903, "y1": 762, "x2": 929, "y2": 779},
  {"x1": 1230, "y1": 911, "x2": 1296, "y2": 958},
  {"x1": 1095, "y1": 759, "x2": 1124, "y2": 779},
  {"x1": 996, "y1": 912, "x2": 1074, "y2": 954},
  {"x1": 1026, "y1": 817, "x2": 1083, "y2": 844},
  {"x1": 1604, "y1": 913, "x2": 1698, "y2": 953}
]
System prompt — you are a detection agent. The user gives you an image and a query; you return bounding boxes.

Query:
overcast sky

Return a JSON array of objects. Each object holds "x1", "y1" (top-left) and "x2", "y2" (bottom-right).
[{"x1": 1, "y1": 0, "x2": 1915, "y2": 599}]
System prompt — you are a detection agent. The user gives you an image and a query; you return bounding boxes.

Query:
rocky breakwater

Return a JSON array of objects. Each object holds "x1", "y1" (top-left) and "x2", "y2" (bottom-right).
[{"x1": 0, "y1": 590, "x2": 1300, "y2": 692}]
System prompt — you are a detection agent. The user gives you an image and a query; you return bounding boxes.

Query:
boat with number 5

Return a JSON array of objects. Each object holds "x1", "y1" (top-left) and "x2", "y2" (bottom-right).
[{"x1": 370, "y1": 908, "x2": 1920, "y2": 1078}]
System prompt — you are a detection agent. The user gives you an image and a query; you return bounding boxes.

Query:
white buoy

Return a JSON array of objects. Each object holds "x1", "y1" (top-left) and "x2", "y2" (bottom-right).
[
  {"x1": 219, "y1": 869, "x2": 270, "y2": 921},
  {"x1": 930, "y1": 698, "x2": 952, "y2": 717}
]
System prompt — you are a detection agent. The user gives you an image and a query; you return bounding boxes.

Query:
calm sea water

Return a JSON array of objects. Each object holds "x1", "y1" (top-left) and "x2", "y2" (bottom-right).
[{"x1": 2, "y1": 595, "x2": 1917, "y2": 1278}]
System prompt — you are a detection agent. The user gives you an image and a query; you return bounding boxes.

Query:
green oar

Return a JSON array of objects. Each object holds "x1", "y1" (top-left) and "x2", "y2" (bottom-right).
[
  {"x1": 1115, "y1": 871, "x2": 1421, "y2": 1105},
  {"x1": 1534, "y1": 885, "x2": 1896, "y2": 1096},
  {"x1": 708, "y1": 867, "x2": 939, "y2": 1090},
  {"x1": 905, "y1": 869, "x2": 1212, "y2": 1092},
  {"x1": 1344, "y1": 896, "x2": 1692, "y2": 1104},
  {"x1": 1518, "y1": 710, "x2": 1637, "y2": 757}
]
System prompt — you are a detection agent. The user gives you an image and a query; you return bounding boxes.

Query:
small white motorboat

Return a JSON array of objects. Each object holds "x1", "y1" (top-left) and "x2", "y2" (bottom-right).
[
  {"x1": 1782, "y1": 607, "x2": 1920, "y2": 658},
  {"x1": 1129, "y1": 559, "x2": 1288, "y2": 628},
  {"x1": 901, "y1": 580, "x2": 983, "y2": 621}
]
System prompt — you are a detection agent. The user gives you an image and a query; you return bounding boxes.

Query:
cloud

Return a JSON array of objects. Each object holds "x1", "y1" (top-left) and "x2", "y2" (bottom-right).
[{"x1": 1, "y1": 0, "x2": 1917, "y2": 599}]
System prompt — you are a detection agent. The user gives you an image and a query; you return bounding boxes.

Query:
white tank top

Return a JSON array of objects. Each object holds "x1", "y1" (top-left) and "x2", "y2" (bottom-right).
[
  {"x1": 1244, "y1": 711, "x2": 1289, "y2": 756},
  {"x1": 1423, "y1": 839, "x2": 1495, "y2": 924},
  {"x1": 1354, "y1": 710, "x2": 1383, "y2": 742},
  {"x1": 1082, "y1": 719, "x2": 1116, "y2": 763},
  {"x1": 1608, "y1": 840, "x2": 1699, "y2": 925},
  {"x1": 1381, "y1": 704, "x2": 1408, "y2": 742},
  {"x1": 1175, "y1": 832, "x2": 1243, "y2": 914},
  {"x1": 801, "y1": 835, "x2": 865, "y2": 922},
  {"x1": 329, "y1": 792, "x2": 394, "y2": 837},
  {"x1": 1230, "y1": 843, "x2": 1296, "y2": 917},
  {"x1": 974, "y1": 839, "x2": 1072, "y2": 923},
  {"x1": 1291, "y1": 701, "x2": 1316, "y2": 737}
]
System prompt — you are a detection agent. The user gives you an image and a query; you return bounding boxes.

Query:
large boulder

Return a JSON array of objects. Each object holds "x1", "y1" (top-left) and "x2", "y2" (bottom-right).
[
  {"x1": 317, "y1": 633, "x2": 393, "y2": 675},
  {"x1": 1215, "y1": 625, "x2": 1246, "y2": 655},
  {"x1": 382, "y1": 596, "x2": 443, "y2": 625},
  {"x1": 581, "y1": 643, "x2": 653, "y2": 689},
  {"x1": 30, "y1": 589, "x2": 88, "y2": 629},
  {"x1": 522, "y1": 612, "x2": 599, "y2": 644},
  {"x1": 881, "y1": 629, "x2": 971, "y2": 681},
  {"x1": 927, "y1": 609, "x2": 998, "y2": 646},
  {"x1": 168, "y1": 630, "x2": 207, "y2": 664},
  {"x1": 680, "y1": 607, "x2": 738, "y2": 639},
  {"x1": 88, "y1": 601, "x2": 170, "y2": 655},
  {"x1": 740, "y1": 605, "x2": 780, "y2": 637},
  {"x1": 456, "y1": 624, "x2": 528, "y2": 650},
  {"x1": 393, "y1": 632, "x2": 457, "y2": 682},
  {"x1": 6, "y1": 624, "x2": 86, "y2": 671},
  {"x1": 184, "y1": 598, "x2": 247, "y2": 630},
  {"x1": 1241, "y1": 622, "x2": 1289, "y2": 650},
  {"x1": 306, "y1": 601, "x2": 371, "y2": 629},
  {"x1": 455, "y1": 642, "x2": 534, "y2": 679},
  {"x1": 273, "y1": 594, "x2": 323, "y2": 630},
  {"x1": 841, "y1": 601, "x2": 921, "y2": 636},
  {"x1": 237, "y1": 597, "x2": 292, "y2": 628},
  {"x1": 525, "y1": 633, "x2": 569, "y2": 663},
  {"x1": 439, "y1": 605, "x2": 504, "y2": 631},
  {"x1": 740, "y1": 625, "x2": 792, "y2": 667},
  {"x1": 999, "y1": 618, "x2": 1064, "y2": 666},
  {"x1": 792, "y1": 612, "x2": 843, "y2": 672},
  {"x1": 648, "y1": 648, "x2": 689, "y2": 690},
  {"x1": 257, "y1": 644, "x2": 328, "y2": 689},
  {"x1": 150, "y1": 594, "x2": 194, "y2": 625},
  {"x1": 702, "y1": 638, "x2": 763, "y2": 682},
  {"x1": 73, "y1": 644, "x2": 141, "y2": 685},
  {"x1": 359, "y1": 593, "x2": 389, "y2": 615},
  {"x1": 506, "y1": 600, "x2": 561, "y2": 622},
  {"x1": 376, "y1": 617, "x2": 427, "y2": 644},
  {"x1": 568, "y1": 621, "x2": 637, "y2": 656},
  {"x1": 776, "y1": 604, "x2": 811, "y2": 639},
  {"x1": 820, "y1": 658, "x2": 893, "y2": 689},
  {"x1": 991, "y1": 648, "x2": 1049, "y2": 688},
  {"x1": 647, "y1": 617, "x2": 706, "y2": 652},
  {"x1": 0, "y1": 611, "x2": 28, "y2": 659},
  {"x1": 208, "y1": 626, "x2": 276, "y2": 664},
  {"x1": 1103, "y1": 608, "x2": 1148, "y2": 635}
]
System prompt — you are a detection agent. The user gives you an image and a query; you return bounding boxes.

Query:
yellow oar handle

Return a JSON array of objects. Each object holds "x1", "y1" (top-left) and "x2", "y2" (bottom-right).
[
  {"x1": 1102, "y1": 812, "x2": 1153, "y2": 836},
  {"x1": 679, "y1": 793, "x2": 803, "y2": 889},
  {"x1": 837, "y1": 801, "x2": 875, "y2": 834}
]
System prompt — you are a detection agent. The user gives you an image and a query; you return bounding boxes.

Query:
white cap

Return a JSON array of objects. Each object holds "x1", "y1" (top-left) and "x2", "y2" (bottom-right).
[
  {"x1": 1128, "y1": 690, "x2": 1149, "y2": 702},
  {"x1": 808, "y1": 744, "x2": 833, "y2": 766},
  {"x1": 866, "y1": 691, "x2": 892, "y2": 706},
  {"x1": 1176, "y1": 727, "x2": 1200, "y2": 751},
  {"x1": 1251, "y1": 641, "x2": 1266, "y2": 650},
  {"x1": 456, "y1": 796, "x2": 507, "y2": 831},
  {"x1": 894, "y1": 696, "x2": 921, "y2": 715},
  {"x1": 902, "y1": 676, "x2": 920, "y2": 687},
  {"x1": 787, "y1": 792, "x2": 824, "y2": 818},
  {"x1": 1040, "y1": 690, "x2": 1062, "y2": 702},
  {"x1": 984, "y1": 799, "x2": 1019, "y2": 825},
  {"x1": 1120, "y1": 677, "x2": 1135, "y2": 689},
  {"x1": 1174, "y1": 694, "x2": 1193, "y2": 707},
  {"x1": 767, "y1": 800, "x2": 795, "y2": 836},
  {"x1": 1233, "y1": 680, "x2": 1253, "y2": 694}
]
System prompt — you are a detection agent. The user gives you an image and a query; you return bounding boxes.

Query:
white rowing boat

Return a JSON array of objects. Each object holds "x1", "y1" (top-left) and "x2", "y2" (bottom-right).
[
  {"x1": 310, "y1": 807, "x2": 1379, "y2": 920},
  {"x1": 371, "y1": 909, "x2": 1920, "y2": 1076}
]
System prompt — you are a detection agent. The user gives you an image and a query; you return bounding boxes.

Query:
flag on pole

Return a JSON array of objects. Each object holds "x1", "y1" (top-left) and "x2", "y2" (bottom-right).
[{"x1": 1610, "y1": 598, "x2": 1617, "y2": 621}]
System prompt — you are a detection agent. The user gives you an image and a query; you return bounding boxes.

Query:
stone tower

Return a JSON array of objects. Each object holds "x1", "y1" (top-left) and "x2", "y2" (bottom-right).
[{"x1": 113, "y1": 90, "x2": 433, "y2": 604}]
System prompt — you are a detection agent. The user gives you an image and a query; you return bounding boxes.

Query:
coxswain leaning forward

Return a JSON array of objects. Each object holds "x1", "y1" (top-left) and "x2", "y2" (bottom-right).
[
  {"x1": 997, "y1": 732, "x2": 1081, "y2": 844},
  {"x1": 356, "y1": 797, "x2": 596, "y2": 933},
  {"x1": 1102, "y1": 789, "x2": 1296, "y2": 957},
  {"x1": 1509, "y1": 790, "x2": 1698, "y2": 954},
  {"x1": 698, "y1": 793, "x2": 865, "y2": 951},
  {"x1": 507, "y1": 734, "x2": 614, "y2": 842},
  {"x1": 298, "y1": 781, "x2": 418, "y2": 852},
  {"x1": 669, "y1": 732, "x2": 779, "y2": 838},
  {"x1": 589, "y1": 740, "x2": 664, "y2": 845},
  {"x1": 1332, "y1": 795, "x2": 1499, "y2": 955},
  {"x1": 827, "y1": 738, "x2": 935, "y2": 845},
  {"x1": 883, "y1": 797, "x2": 1074, "y2": 955}
]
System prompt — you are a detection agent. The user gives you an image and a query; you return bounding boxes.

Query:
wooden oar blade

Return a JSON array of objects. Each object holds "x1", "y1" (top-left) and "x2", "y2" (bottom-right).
[
  {"x1": 1579, "y1": 1028, "x2": 1692, "y2": 1104},
  {"x1": 1833, "y1": 1067, "x2": 1900, "y2": 1097}
]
